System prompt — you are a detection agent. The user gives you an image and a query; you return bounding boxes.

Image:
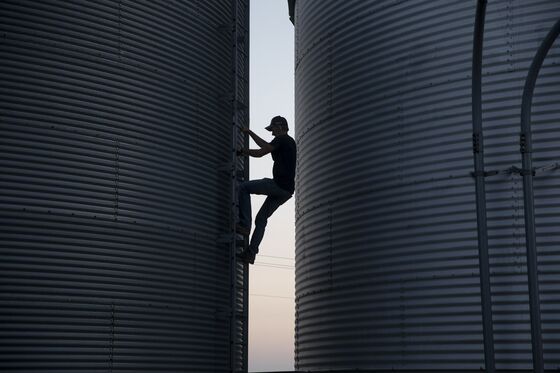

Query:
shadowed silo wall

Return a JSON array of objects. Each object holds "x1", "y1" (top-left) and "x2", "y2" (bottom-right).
[
  {"x1": 0, "y1": 1, "x2": 241, "y2": 371},
  {"x1": 294, "y1": 0, "x2": 560, "y2": 370}
]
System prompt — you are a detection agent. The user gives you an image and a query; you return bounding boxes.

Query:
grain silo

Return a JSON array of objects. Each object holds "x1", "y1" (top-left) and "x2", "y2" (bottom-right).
[
  {"x1": 291, "y1": 0, "x2": 560, "y2": 371},
  {"x1": 0, "y1": 1, "x2": 249, "y2": 372}
]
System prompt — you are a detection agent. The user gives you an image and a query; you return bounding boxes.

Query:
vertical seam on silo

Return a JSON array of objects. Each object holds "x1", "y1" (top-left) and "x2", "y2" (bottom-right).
[
  {"x1": 398, "y1": 86, "x2": 403, "y2": 182},
  {"x1": 399, "y1": 278, "x2": 405, "y2": 367},
  {"x1": 295, "y1": 297, "x2": 300, "y2": 370},
  {"x1": 109, "y1": 302, "x2": 115, "y2": 372},
  {"x1": 507, "y1": 0, "x2": 514, "y2": 72},
  {"x1": 194, "y1": 233, "x2": 199, "y2": 308},
  {"x1": 328, "y1": 36, "x2": 333, "y2": 120},
  {"x1": 329, "y1": 202, "x2": 333, "y2": 290},
  {"x1": 113, "y1": 137, "x2": 120, "y2": 221},
  {"x1": 118, "y1": 1, "x2": 122, "y2": 61},
  {"x1": 513, "y1": 172, "x2": 521, "y2": 273}
]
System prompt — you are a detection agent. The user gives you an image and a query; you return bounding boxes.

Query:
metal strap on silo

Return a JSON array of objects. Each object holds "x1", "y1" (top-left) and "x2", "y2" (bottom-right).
[
  {"x1": 509, "y1": 162, "x2": 560, "y2": 176},
  {"x1": 517, "y1": 16, "x2": 560, "y2": 373},
  {"x1": 470, "y1": 170, "x2": 499, "y2": 178},
  {"x1": 508, "y1": 166, "x2": 535, "y2": 177},
  {"x1": 534, "y1": 162, "x2": 560, "y2": 174},
  {"x1": 470, "y1": 2, "x2": 496, "y2": 371},
  {"x1": 470, "y1": 162, "x2": 560, "y2": 179}
]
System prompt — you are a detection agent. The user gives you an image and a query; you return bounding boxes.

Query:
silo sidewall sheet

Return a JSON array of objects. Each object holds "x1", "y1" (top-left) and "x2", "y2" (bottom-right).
[
  {"x1": 294, "y1": 0, "x2": 560, "y2": 370},
  {"x1": 1, "y1": 1, "x2": 240, "y2": 371}
]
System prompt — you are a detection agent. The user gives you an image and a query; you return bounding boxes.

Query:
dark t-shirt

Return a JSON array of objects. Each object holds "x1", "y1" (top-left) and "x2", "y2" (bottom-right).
[{"x1": 270, "y1": 134, "x2": 296, "y2": 194}]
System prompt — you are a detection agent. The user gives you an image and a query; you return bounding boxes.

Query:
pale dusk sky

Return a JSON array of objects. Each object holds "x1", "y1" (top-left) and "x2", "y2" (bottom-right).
[{"x1": 248, "y1": 0, "x2": 295, "y2": 371}]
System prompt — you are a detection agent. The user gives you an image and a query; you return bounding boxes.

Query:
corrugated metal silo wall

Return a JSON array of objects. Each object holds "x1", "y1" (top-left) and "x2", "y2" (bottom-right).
[
  {"x1": 0, "y1": 1, "x2": 242, "y2": 372},
  {"x1": 294, "y1": 0, "x2": 560, "y2": 370}
]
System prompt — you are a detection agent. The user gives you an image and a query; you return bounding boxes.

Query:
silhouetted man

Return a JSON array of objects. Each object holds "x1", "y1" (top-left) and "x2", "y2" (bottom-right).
[{"x1": 237, "y1": 116, "x2": 296, "y2": 264}]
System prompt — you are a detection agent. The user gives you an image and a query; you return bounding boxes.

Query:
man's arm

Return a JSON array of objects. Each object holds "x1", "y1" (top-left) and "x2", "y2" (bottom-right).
[
  {"x1": 246, "y1": 129, "x2": 271, "y2": 150},
  {"x1": 243, "y1": 148, "x2": 271, "y2": 158},
  {"x1": 239, "y1": 128, "x2": 275, "y2": 157}
]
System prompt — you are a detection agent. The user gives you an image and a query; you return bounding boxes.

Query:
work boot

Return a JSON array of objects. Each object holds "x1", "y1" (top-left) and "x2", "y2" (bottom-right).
[
  {"x1": 235, "y1": 224, "x2": 250, "y2": 236},
  {"x1": 239, "y1": 249, "x2": 257, "y2": 264}
]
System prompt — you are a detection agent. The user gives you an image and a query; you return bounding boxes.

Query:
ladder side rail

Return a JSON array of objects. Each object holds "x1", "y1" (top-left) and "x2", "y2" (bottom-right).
[
  {"x1": 518, "y1": 17, "x2": 560, "y2": 373},
  {"x1": 230, "y1": 0, "x2": 250, "y2": 372}
]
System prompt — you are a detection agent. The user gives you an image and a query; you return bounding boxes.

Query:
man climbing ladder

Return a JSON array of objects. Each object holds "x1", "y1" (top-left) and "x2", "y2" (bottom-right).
[{"x1": 237, "y1": 116, "x2": 297, "y2": 264}]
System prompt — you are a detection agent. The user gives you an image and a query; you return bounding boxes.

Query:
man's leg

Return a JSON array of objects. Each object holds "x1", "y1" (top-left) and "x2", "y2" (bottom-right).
[
  {"x1": 249, "y1": 193, "x2": 291, "y2": 254},
  {"x1": 238, "y1": 178, "x2": 279, "y2": 230},
  {"x1": 238, "y1": 181, "x2": 252, "y2": 230}
]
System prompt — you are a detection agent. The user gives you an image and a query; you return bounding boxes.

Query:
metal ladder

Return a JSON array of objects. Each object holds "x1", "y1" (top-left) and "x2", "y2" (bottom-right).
[{"x1": 228, "y1": 0, "x2": 250, "y2": 371}]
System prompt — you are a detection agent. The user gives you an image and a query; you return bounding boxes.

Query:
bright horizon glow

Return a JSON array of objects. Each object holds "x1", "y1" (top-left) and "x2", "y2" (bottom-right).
[{"x1": 248, "y1": 1, "x2": 295, "y2": 372}]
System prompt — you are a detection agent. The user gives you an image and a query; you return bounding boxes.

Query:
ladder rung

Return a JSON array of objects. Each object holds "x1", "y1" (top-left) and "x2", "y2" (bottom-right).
[
  {"x1": 233, "y1": 98, "x2": 248, "y2": 109},
  {"x1": 217, "y1": 233, "x2": 234, "y2": 244},
  {"x1": 233, "y1": 21, "x2": 249, "y2": 33},
  {"x1": 217, "y1": 234, "x2": 249, "y2": 245}
]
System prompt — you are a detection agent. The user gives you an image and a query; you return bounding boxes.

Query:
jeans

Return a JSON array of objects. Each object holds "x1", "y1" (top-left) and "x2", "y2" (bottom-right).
[{"x1": 238, "y1": 178, "x2": 292, "y2": 253}]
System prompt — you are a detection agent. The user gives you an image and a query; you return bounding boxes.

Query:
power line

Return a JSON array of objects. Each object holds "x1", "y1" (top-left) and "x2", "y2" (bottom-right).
[
  {"x1": 257, "y1": 261, "x2": 294, "y2": 267},
  {"x1": 254, "y1": 264, "x2": 294, "y2": 270},
  {"x1": 254, "y1": 262, "x2": 294, "y2": 269},
  {"x1": 250, "y1": 293, "x2": 294, "y2": 300},
  {"x1": 259, "y1": 254, "x2": 294, "y2": 260}
]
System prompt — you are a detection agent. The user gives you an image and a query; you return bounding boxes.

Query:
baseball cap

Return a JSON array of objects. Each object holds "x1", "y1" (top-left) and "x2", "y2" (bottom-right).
[{"x1": 265, "y1": 116, "x2": 289, "y2": 131}]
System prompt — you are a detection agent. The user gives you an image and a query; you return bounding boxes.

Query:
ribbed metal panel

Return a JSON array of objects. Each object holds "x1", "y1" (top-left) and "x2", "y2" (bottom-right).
[
  {"x1": 0, "y1": 1, "x2": 244, "y2": 372},
  {"x1": 294, "y1": 0, "x2": 560, "y2": 370}
]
